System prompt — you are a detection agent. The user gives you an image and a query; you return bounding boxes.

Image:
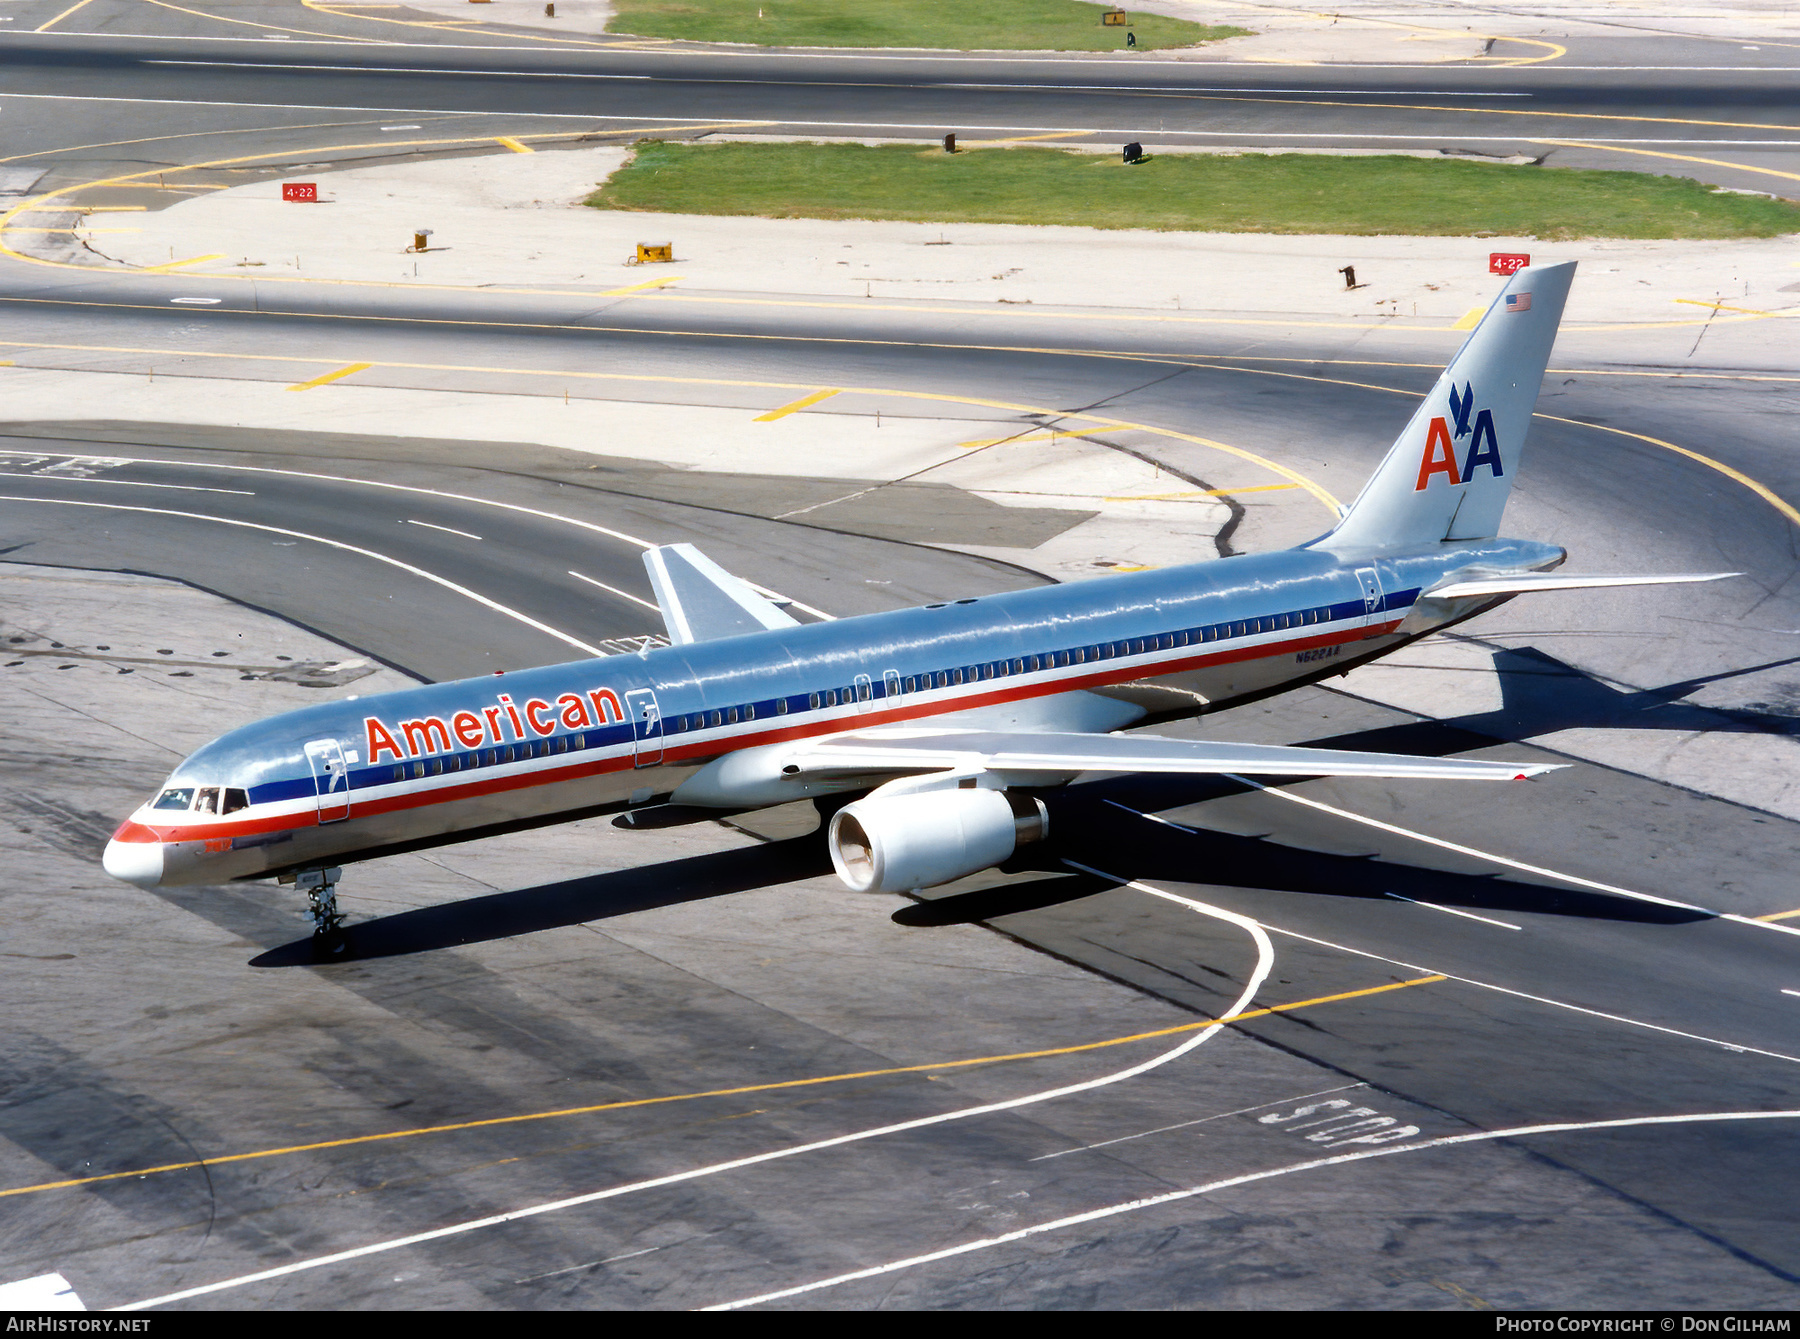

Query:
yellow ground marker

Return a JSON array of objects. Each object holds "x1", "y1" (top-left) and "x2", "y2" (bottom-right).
[
  {"x1": 285, "y1": 362, "x2": 372, "y2": 392},
  {"x1": 1452, "y1": 306, "x2": 1485, "y2": 331},
  {"x1": 755, "y1": 388, "x2": 842, "y2": 422},
  {"x1": 600, "y1": 276, "x2": 683, "y2": 296},
  {"x1": 494, "y1": 137, "x2": 534, "y2": 154},
  {"x1": 1754, "y1": 908, "x2": 1800, "y2": 923},
  {"x1": 1675, "y1": 298, "x2": 1783, "y2": 319},
  {"x1": 137, "y1": 253, "x2": 226, "y2": 273},
  {"x1": 0, "y1": 974, "x2": 1446, "y2": 1201},
  {"x1": 35, "y1": 0, "x2": 96, "y2": 32}
]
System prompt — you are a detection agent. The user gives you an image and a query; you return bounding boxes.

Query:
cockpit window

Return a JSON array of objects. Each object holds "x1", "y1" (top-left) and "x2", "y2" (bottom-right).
[
  {"x1": 195, "y1": 787, "x2": 220, "y2": 815},
  {"x1": 152, "y1": 788, "x2": 195, "y2": 811},
  {"x1": 222, "y1": 789, "x2": 249, "y2": 815}
]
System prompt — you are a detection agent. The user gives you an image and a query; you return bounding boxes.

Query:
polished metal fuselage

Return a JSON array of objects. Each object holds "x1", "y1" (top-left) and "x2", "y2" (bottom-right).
[{"x1": 117, "y1": 537, "x2": 1563, "y2": 887}]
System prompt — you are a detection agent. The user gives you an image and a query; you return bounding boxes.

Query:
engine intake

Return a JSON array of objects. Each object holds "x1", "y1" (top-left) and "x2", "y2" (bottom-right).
[{"x1": 828, "y1": 788, "x2": 1048, "y2": 894}]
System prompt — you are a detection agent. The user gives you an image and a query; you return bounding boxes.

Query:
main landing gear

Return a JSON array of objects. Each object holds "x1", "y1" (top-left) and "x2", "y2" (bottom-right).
[{"x1": 296, "y1": 867, "x2": 348, "y2": 959}]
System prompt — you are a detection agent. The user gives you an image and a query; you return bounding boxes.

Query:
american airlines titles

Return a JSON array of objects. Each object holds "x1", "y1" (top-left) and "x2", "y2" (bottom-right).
[{"x1": 364, "y1": 685, "x2": 627, "y2": 764}]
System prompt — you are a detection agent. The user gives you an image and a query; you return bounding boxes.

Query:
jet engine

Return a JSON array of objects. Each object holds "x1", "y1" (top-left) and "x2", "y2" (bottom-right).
[{"x1": 827, "y1": 787, "x2": 1049, "y2": 893}]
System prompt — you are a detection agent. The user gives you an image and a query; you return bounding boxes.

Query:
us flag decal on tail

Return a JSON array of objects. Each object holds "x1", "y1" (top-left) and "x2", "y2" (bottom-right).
[{"x1": 1506, "y1": 292, "x2": 1532, "y2": 312}]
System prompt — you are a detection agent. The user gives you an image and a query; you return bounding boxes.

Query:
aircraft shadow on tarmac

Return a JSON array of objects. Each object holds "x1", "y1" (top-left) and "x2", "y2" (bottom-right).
[
  {"x1": 252, "y1": 645, "x2": 1763, "y2": 964},
  {"x1": 1312, "y1": 645, "x2": 1800, "y2": 762},
  {"x1": 250, "y1": 836, "x2": 835, "y2": 967},
  {"x1": 902, "y1": 778, "x2": 1710, "y2": 930}
]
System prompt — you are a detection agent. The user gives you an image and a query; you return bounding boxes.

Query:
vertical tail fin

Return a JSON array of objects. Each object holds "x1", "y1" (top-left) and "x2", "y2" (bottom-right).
[{"x1": 1321, "y1": 261, "x2": 1576, "y2": 552}]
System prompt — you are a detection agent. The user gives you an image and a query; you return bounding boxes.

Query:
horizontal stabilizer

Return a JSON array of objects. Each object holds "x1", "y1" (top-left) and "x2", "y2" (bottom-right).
[
  {"x1": 1427, "y1": 571, "x2": 1740, "y2": 600},
  {"x1": 783, "y1": 729, "x2": 1561, "y2": 782},
  {"x1": 643, "y1": 543, "x2": 800, "y2": 646}
]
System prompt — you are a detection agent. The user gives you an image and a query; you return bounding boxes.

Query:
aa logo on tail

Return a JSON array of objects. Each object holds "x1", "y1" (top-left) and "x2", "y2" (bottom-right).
[{"x1": 1415, "y1": 381, "x2": 1504, "y2": 491}]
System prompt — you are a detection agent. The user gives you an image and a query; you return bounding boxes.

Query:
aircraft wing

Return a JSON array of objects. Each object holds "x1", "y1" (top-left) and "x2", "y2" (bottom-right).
[
  {"x1": 780, "y1": 729, "x2": 1561, "y2": 782},
  {"x1": 643, "y1": 543, "x2": 801, "y2": 645},
  {"x1": 1427, "y1": 571, "x2": 1739, "y2": 600}
]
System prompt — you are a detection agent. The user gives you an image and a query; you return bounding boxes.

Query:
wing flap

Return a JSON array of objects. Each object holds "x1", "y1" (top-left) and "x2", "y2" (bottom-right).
[
  {"x1": 643, "y1": 543, "x2": 801, "y2": 645},
  {"x1": 784, "y1": 729, "x2": 1560, "y2": 782}
]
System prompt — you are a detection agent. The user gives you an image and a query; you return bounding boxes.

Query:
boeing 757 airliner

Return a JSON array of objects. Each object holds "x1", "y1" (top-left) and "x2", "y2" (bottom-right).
[{"x1": 102, "y1": 262, "x2": 1731, "y2": 952}]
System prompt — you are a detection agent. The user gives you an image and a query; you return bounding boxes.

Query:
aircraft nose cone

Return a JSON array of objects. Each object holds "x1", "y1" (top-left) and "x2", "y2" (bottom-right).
[{"x1": 103, "y1": 837, "x2": 164, "y2": 888}]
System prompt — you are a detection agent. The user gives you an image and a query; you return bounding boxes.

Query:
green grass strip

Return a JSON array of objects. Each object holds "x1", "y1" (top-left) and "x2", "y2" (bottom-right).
[
  {"x1": 588, "y1": 142, "x2": 1800, "y2": 240},
  {"x1": 607, "y1": 0, "x2": 1247, "y2": 51}
]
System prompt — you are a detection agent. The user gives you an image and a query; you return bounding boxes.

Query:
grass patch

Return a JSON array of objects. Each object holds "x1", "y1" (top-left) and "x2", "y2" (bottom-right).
[
  {"x1": 588, "y1": 141, "x2": 1800, "y2": 240},
  {"x1": 607, "y1": 1, "x2": 1248, "y2": 51}
]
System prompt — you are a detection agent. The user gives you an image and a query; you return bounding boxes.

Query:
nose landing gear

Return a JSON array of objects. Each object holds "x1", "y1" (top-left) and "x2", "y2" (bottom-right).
[{"x1": 296, "y1": 867, "x2": 347, "y2": 959}]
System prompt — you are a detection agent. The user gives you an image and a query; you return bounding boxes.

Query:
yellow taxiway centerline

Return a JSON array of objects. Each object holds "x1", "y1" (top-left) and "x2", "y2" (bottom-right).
[{"x1": 0, "y1": 974, "x2": 1447, "y2": 1200}]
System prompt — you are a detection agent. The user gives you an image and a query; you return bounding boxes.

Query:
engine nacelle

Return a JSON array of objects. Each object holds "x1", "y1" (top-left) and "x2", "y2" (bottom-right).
[{"x1": 828, "y1": 788, "x2": 1048, "y2": 893}]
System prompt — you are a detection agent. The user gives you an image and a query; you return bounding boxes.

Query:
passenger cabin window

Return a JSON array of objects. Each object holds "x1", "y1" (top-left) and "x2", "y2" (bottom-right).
[
  {"x1": 776, "y1": 699, "x2": 789, "y2": 715},
  {"x1": 153, "y1": 787, "x2": 195, "y2": 811}
]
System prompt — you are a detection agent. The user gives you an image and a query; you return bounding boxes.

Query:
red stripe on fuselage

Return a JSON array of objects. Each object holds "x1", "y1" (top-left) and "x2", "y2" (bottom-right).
[{"x1": 135, "y1": 618, "x2": 1400, "y2": 846}]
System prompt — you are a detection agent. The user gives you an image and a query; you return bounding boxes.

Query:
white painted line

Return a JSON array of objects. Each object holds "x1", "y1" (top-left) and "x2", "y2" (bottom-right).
[
  {"x1": 1384, "y1": 892, "x2": 1521, "y2": 930},
  {"x1": 1783, "y1": 989, "x2": 1800, "y2": 998},
  {"x1": 566, "y1": 569, "x2": 659, "y2": 613},
  {"x1": 1029, "y1": 1082, "x2": 1366, "y2": 1161},
  {"x1": 6, "y1": 452, "x2": 660, "y2": 551},
  {"x1": 12, "y1": 31, "x2": 1798, "y2": 71},
  {"x1": 0, "y1": 92, "x2": 1793, "y2": 149},
  {"x1": 405, "y1": 517, "x2": 481, "y2": 541},
  {"x1": 379, "y1": 124, "x2": 423, "y2": 131},
  {"x1": 1262, "y1": 916, "x2": 1800, "y2": 1065},
  {"x1": 1111, "y1": 802, "x2": 1800, "y2": 1064},
  {"x1": 168, "y1": 297, "x2": 221, "y2": 305},
  {"x1": 0, "y1": 496, "x2": 605, "y2": 657},
  {"x1": 1220, "y1": 776, "x2": 1800, "y2": 940},
  {"x1": 140, "y1": 64, "x2": 1531, "y2": 98},
  {"x1": 706, "y1": 1107, "x2": 1800, "y2": 1309},
  {"x1": 742, "y1": 578, "x2": 835, "y2": 622},
  {"x1": 1219, "y1": 776, "x2": 1710, "y2": 912},
  {"x1": 150, "y1": 60, "x2": 655, "y2": 80},
  {"x1": 18, "y1": 477, "x2": 254, "y2": 495},
  {"x1": 112, "y1": 879, "x2": 1271, "y2": 1310}
]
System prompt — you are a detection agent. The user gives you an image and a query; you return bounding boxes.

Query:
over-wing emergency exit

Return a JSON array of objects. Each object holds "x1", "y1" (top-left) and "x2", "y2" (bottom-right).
[{"x1": 103, "y1": 261, "x2": 1734, "y2": 951}]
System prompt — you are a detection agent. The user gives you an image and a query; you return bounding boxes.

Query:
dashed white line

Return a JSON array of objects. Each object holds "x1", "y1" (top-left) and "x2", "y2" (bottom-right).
[
  {"x1": 566, "y1": 569, "x2": 659, "y2": 613},
  {"x1": 1216, "y1": 775, "x2": 1800, "y2": 941},
  {"x1": 1384, "y1": 892, "x2": 1521, "y2": 930},
  {"x1": 0, "y1": 496, "x2": 605, "y2": 657},
  {"x1": 405, "y1": 517, "x2": 481, "y2": 541},
  {"x1": 742, "y1": 578, "x2": 835, "y2": 622},
  {"x1": 9, "y1": 477, "x2": 254, "y2": 496},
  {"x1": 1111, "y1": 802, "x2": 1800, "y2": 1064}
]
